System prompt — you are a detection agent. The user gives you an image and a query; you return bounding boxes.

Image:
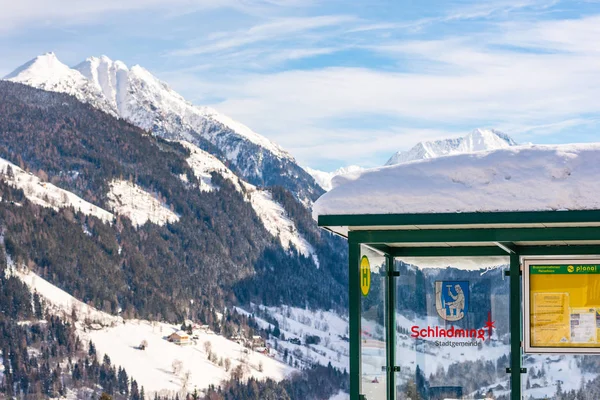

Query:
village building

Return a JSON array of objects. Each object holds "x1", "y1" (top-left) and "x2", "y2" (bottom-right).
[{"x1": 167, "y1": 330, "x2": 191, "y2": 345}]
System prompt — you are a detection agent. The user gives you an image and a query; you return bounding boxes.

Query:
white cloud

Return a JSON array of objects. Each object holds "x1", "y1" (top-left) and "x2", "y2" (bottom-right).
[
  {"x1": 163, "y1": 12, "x2": 600, "y2": 168},
  {"x1": 170, "y1": 15, "x2": 356, "y2": 56},
  {"x1": 0, "y1": 0, "x2": 312, "y2": 33}
]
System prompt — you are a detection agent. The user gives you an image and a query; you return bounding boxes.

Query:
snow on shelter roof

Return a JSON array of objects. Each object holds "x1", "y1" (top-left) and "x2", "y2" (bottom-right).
[{"x1": 313, "y1": 143, "x2": 600, "y2": 224}]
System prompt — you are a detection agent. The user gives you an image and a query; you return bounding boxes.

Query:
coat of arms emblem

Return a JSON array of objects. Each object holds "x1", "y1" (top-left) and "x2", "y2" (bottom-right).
[{"x1": 435, "y1": 281, "x2": 469, "y2": 321}]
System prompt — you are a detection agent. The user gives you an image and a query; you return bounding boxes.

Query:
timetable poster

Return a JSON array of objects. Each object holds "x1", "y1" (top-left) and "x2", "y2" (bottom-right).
[{"x1": 528, "y1": 263, "x2": 600, "y2": 350}]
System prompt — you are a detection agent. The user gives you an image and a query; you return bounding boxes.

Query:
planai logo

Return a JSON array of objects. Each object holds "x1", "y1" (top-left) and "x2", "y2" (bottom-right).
[{"x1": 435, "y1": 281, "x2": 469, "y2": 322}]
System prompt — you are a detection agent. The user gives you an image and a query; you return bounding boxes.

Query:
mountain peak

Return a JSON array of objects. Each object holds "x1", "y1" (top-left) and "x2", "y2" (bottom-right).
[
  {"x1": 4, "y1": 52, "x2": 70, "y2": 81},
  {"x1": 386, "y1": 129, "x2": 518, "y2": 166}
]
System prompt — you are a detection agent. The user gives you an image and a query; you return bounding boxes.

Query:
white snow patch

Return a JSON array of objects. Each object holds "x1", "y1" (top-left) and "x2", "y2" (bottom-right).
[
  {"x1": 0, "y1": 157, "x2": 114, "y2": 222},
  {"x1": 315, "y1": 143, "x2": 600, "y2": 218},
  {"x1": 107, "y1": 180, "x2": 179, "y2": 227},
  {"x1": 180, "y1": 140, "x2": 243, "y2": 192},
  {"x1": 249, "y1": 189, "x2": 318, "y2": 264}
]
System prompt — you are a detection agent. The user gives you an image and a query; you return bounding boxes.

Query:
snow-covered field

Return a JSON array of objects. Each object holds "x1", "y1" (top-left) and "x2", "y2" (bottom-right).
[
  {"x1": 107, "y1": 180, "x2": 179, "y2": 227},
  {"x1": 0, "y1": 156, "x2": 113, "y2": 222},
  {"x1": 13, "y1": 268, "x2": 294, "y2": 397},
  {"x1": 87, "y1": 320, "x2": 294, "y2": 397}
]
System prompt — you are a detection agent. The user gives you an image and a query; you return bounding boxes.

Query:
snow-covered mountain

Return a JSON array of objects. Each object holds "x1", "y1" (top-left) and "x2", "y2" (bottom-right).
[
  {"x1": 385, "y1": 128, "x2": 518, "y2": 165},
  {"x1": 304, "y1": 165, "x2": 364, "y2": 191},
  {"x1": 4, "y1": 52, "x2": 116, "y2": 117},
  {"x1": 5, "y1": 53, "x2": 323, "y2": 204}
]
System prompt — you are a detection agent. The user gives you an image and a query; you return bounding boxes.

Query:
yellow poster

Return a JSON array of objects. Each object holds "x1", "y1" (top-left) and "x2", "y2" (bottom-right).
[
  {"x1": 532, "y1": 292, "x2": 570, "y2": 346},
  {"x1": 528, "y1": 262, "x2": 600, "y2": 350}
]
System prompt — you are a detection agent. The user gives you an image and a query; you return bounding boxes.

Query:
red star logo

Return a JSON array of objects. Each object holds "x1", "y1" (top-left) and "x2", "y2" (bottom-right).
[{"x1": 484, "y1": 311, "x2": 496, "y2": 340}]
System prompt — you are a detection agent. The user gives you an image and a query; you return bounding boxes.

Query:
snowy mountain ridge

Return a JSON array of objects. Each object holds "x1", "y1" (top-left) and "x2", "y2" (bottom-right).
[
  {"x1": 5, "y1": 53, "x2": 323, "y2": 203},
  {"x1": 304, "y1": 165, "x2": 365, "y2": 191},
  {"x1": 5, "y1": 52, "x2": 117, "y2": 117},
  {"x1": 386, "y1": 128, "x2": 518, "y2": 165}
]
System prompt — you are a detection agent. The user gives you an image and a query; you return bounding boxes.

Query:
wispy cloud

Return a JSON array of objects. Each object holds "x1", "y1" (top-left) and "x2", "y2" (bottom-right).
[
  {"x1": 171, "y1": 15, "x2": 356, "y2": 57},
  {"x1": 163, "y1": 8, "x2": 600, "y2": 167}
]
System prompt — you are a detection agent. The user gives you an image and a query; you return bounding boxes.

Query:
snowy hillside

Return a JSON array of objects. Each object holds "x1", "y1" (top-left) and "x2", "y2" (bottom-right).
[
  {"x1": 386, "y1": 128, "x2": 518, "y2": 165},
  {"x1": 182, "y1": 140, "x2": 319, "y2": 265},
  {"x1": 5, "y1": 53, "x2": 323, "y2": 203},
  {"x1": 315, "y1": 143, "x2": 600, "y2": 217},
  {"x1": 11, "y1": 266, "x2": 293, "y2": 398},
  {"x1": 88, "y1": 320, "x2": 293, "y2": 397},
  {"x1": 107, "y1": 180, "x2": 180, "y2": 227},
  {"x1": 180, "y1": 140, "x2": 244, "y2": 192},
  {"x1": 0, "y1": 156, "x2": 114, "y2": 222},
  {"x1": 12, "y1": 268, "x2": 121, "y2": 327},
  {"x1": 304, "y1": 166, "x2": 364, "y2": 191}
]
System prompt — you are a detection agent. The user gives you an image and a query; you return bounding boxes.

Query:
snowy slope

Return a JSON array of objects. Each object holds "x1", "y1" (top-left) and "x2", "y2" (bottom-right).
[
  {"x1": 107, "y1": 180, "x2": 180, "y2": 227},
  {"x1": 249, "y1": 189, "x2": 317, "y2": 263},
  {"x1": 0, "y1": 156, "x2": 114, "y2": 222},
  {"x1": 386, "y1": 129, "x2": 518, "y2": 165},
  {"x1": 180, "y1": 140, "x2": 243, "y2": 192},
  {"x1": 315, "y1": 143, "x2": 600, "y2": 217},
  {"x1": 11, "y1": 266, "x2": 293, "y2": 397},
  {"x1": 14, "y1": 268, "x2": 120, "y2": 327},
  {"x1": 87, "y1": 320, "x2": 294, "y2": 397},
  {"x1": 5, "y1": 53, "x2": 322, "y2": 203},
  {"x1": 182, "y1": 140, "x2": 318, "y2": 264},
  {"x1": 304, "y1": 166, "x2": 364, "y2": 191}
]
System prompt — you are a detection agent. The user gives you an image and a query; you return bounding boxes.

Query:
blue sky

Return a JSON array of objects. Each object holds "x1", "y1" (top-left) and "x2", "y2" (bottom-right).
[{"x1": 0, "y1": 0, "x2": 599, "y2": 171}]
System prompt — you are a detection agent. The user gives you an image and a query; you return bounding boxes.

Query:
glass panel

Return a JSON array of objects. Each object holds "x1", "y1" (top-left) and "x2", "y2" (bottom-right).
[
  {"x1": 394, "y1": 256, "x2": 511, "y2": 400},
  {"x1": 522, "y1": 349, "x2": 600, "y2": 397},
  {"x1": 361, "y1": 245, "x2": 387, "y2": 400}
]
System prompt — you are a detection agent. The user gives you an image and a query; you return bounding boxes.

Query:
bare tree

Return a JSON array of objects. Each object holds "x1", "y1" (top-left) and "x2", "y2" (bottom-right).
[
  {"x1": 203, "y1": 341, "x2": 212, "y2": 355},
  {"x1": 172, "y1": 359, "x2": 183, "y2": 376},
  {"x1": 180, "y1": 370, "x2": 192, "y2": 397},
  {"x1": 224, "y1": 358, "x2": 231, "y2": 372}
]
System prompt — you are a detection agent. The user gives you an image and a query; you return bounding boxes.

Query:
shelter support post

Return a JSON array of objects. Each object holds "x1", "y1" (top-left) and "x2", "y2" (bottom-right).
[
  {"x1": 386, "y1": 253, "x2": 396, "y2": 400},
  {"x1": 509, "y1": 252, "x2": 522, "y2": 400},
  {"x1": 348, "y1": 236, "x2": 361, "y2": 400}
]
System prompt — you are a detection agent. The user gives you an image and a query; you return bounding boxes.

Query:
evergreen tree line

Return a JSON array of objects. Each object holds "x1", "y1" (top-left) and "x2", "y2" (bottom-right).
[{"x1": 0, "y1": 246, "x2": 143, "y2": 399}]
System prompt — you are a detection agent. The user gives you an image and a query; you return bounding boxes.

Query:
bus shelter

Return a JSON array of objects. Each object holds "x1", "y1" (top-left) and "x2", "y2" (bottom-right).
[{"x1": 313, "y1": 145, "x2": 600, "y2": 400}]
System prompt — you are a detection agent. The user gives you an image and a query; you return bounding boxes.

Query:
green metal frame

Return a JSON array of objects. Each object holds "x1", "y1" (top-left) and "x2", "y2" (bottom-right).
[{"x1": 323, "y1": 210, "x2": 600, "y2": 400}]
